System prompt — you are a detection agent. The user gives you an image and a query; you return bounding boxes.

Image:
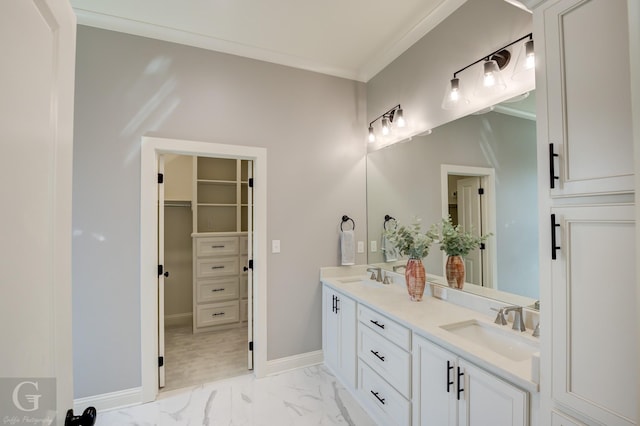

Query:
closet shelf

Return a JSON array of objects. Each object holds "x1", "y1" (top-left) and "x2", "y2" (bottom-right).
[
  {"x1": 198, "y1": 203, "x2": 237, "y2": 207},
  {"x1": 197, "y1": 179, "x2": 236, "y2": 185}
]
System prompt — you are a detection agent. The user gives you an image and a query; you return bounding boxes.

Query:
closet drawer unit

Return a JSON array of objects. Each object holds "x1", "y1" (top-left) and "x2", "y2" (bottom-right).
[
  {"x1": 196, "y1": 256, "x2": 239, "y2": 278},
  {"x1": 240, "y1": 236, "x2": 248, "y2": 255},
  {"x1": 240, "y1": 299, "x2": 248, "y2": 321},
  {"x1": 195, "y1": 236, "x2": 239, "y2": 257},
  {"x1": 196, "y1": 301, "x2": 240, "y2": 328},
  {"x1": 358, "y1": 361, "x2": 410, "y2": 426},
  {"x1": 196, "y1": 277, "x2": 239, "y2": 304},
  {"x1": 358, "y1": 304, "x2": 411, "y2": 351},
  {"x1": 240, "y1": 275, "x2": 248, "y2": 299},
  {"x1": 358, "y1": 324, "x2": 411, "y2": 397}
]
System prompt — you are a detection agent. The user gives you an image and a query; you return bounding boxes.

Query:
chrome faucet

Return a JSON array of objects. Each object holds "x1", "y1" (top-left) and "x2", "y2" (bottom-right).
[
  {"x1": 491, "y1": 307, "x2": 508, "y2": 325},
  {"x1": 503, "y1": 306, "x2": 526, "y2": 332},
  {"x1": 392, "y1": 265, "x2": 406, "y2": 273},
  {"x1": 366, "y1": 267, "x2": 383, "y2": 282}
]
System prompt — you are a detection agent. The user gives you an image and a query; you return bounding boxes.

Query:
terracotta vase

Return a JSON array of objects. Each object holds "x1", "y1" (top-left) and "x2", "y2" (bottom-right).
[
  {"x1": 405, "y1": 258, "x2": 426, "y2": 301},
  {"x1": 446, "y1": 255, "x2": 465, "y2": 289}
]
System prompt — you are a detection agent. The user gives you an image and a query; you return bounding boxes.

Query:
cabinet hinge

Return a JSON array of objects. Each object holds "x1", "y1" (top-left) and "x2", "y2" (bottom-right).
[
  {"x1": 249, "y1": 341, "x2": 253, "y2": 351},
  {"x1": 479, "y1": 243, "x2": 486, "y2": 250},
  {"x1": 248, "y1": 259, "x2": 253, "y2": 269},
  {"x1": 249, "y1": 178, "x2": 254, "y2": 188},
  {"x1": 478, "y1": 187, "x2": 484, "y2": 195},
  {"x1": 158, "y1": 173, "x2": 164, "y2": 184},
  {"x1": 158, "y1": 356, "x2": 164, "y2": 367},
  {"x1": 158, "y1": 265, "x2": 163, "y2": 276}
]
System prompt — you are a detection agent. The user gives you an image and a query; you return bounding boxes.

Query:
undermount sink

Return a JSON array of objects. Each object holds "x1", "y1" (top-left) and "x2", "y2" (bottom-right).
[
  {"x1": 440, "y1": 319, "x2": 539, "y2": 362},
  {"x1": 337, "y1": 277, "x2": 384, "y2": 288}
]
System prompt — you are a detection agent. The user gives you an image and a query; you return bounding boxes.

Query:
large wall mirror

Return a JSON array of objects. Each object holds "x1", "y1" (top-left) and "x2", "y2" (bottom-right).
[{"x1": 367, "y1": 91, "x2": 539, "y2": 306}]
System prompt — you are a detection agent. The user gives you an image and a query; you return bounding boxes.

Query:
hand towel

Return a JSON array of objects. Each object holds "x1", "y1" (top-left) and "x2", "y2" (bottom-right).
[
  {"x1": 382, "y1": 234, "x2": 399, "y2": 262},
  {"x1": 340, "y1": 230, "x2": 356, "y2": 265}
]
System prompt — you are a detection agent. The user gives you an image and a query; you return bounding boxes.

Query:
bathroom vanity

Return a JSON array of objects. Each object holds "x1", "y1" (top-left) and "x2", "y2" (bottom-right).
[{"x1": 321, "y1": 266, "x2": 540, "y2": 426}]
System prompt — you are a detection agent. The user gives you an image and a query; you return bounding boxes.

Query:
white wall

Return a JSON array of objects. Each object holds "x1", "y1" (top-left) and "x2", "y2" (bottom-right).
[{"x1": 72, "y1": 26, "x2": 367, "y2": 398}]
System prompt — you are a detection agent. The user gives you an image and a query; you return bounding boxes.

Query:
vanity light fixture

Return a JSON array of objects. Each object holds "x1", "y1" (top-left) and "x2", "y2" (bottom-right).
[
  {"x1": 512, "y1": 35, "x2": 535, "y2": 81},
  {"x1": 442, "y1": 33, "x2": 534, "y2": 110},
  {"x1": 367, "y1": 104, "x2": 405, "y2": 143}
]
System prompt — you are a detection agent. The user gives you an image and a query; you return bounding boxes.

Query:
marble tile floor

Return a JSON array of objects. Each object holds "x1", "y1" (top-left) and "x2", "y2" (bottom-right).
[
  {"x1": 162, "y1": 325, "x2": 249, "y2": 392},
  {"x1": 96, "y1": 365, "x2": 376, "y2": 425}
]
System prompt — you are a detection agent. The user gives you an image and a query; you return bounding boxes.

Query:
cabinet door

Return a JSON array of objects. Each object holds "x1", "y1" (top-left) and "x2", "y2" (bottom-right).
[
  {"x1": 543, "y1": 0, "x2": 633, "y2": 196},
  {"x1": 458, "y1": 359, "x2": 528, "y2": 426},
  {"x1": 550, "y1": 204, "x2": 636, "y2": 425},
  {"x1": 337, "y1": 291, "x2": 357, "y2": 390},
  {"x1": 413, "y1": 335, "x2": 457, "y2": 426},
  {"x1": 323, "y1": 287, "x2": 339, "y2": 373}
]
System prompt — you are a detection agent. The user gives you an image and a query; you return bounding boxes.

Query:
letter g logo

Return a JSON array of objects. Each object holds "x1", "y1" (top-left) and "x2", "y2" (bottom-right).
[{"x1": 12, "y1": 381, "x2": 41, "y2": 412}]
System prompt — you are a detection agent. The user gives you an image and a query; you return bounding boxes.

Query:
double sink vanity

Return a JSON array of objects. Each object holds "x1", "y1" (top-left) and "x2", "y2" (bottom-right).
[{"x1": 321, "y1": 265, "x2": 540, "y2": 426}]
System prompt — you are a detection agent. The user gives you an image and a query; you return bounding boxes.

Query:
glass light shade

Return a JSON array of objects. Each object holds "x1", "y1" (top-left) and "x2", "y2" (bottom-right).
[
  {"x1": 395, "y1": 108, "x2": 406, "y2": 128},
  {"x1": 475, "y1": 60, "x2": 507, "y2": 96},
  {"x1": 441, "y1": 77, "x2": 469, "y2": 110},
  {"x1": 512, "y1": 39, "x2": 535, "y2": 81},
  {"x1": 381, "y1": 118, "x2": 390, "y2": 135},
  {"x1": 368, "y1": 125, "x2": 375, "y2": 143}
]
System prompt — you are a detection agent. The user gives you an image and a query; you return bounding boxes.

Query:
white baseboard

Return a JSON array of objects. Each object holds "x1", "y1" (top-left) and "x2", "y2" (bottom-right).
[
  {"x1": 73, "y1": 387, "x2": 142, "y2": 413},
  {"x1": 265, "y1": 350, "x2": 324, "y2": 376},
  {"x1": 164, "y1": 312, "x2": 192, "y2": 327}
]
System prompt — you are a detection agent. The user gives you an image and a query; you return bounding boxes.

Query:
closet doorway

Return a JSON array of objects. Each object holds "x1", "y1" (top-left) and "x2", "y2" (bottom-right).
[
  {"x1": 140, "y1": 137, "x2": 267, "y2": 404},
  {"x1": 159, "y1": 154, "x2": 253, "y2": 392}
]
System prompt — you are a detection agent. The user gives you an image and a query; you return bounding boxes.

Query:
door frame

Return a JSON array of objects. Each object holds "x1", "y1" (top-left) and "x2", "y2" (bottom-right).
[
  {"x1": 140, "y1": 136, "x2": 267, "y2": 403},
  {"x1": 440, "y1": 164, "x2": 497, "y2": 289}
]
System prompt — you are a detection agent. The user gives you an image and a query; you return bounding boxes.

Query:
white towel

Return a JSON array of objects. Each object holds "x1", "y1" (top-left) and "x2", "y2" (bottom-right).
[
  {"x1": 382, "y1": 234, "x2": 399, "y2": 262},
  {"x1": 340, "y1": 230, "x2": 356, "y2": 265}
]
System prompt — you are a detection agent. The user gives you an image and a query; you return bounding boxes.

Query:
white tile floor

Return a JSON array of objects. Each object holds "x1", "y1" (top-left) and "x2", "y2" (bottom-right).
[{"x1": 96, "y1": 365, "x2": 376, "y2": 425}]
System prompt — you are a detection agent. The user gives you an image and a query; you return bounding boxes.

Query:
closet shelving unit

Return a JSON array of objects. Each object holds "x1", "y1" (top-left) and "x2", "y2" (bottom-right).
[{"x1": 192, "y1": 157, "x2": 251, "y2": 333}]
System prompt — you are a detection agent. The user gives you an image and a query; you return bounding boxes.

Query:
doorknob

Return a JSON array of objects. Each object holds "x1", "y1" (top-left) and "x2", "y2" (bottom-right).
[{"x1": 163, "y1": 271, "x2": 169, "y2": 278}]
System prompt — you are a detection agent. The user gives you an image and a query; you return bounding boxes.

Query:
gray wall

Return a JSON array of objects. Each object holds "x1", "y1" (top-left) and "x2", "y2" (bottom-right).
[
  {"x1": 72, "y1": 26, "x2": 367, "y2": 398},
  {"x1": 367, "y1": 112, "x2": 539, "y2": 299}
]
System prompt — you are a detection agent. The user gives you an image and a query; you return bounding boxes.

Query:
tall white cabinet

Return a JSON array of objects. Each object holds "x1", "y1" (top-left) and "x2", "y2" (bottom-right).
[{"x1": 529, "y1": 0, "x2": 637, "y2": 424}]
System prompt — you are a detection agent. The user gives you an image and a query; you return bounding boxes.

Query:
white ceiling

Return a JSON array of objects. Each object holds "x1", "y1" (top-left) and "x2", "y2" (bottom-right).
[{"x1": 71, "y1": 0, "x2": 470, "y2": 82}]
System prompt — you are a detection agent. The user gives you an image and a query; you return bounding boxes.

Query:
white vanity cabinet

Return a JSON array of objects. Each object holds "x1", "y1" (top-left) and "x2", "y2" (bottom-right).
[
  {"x1": 530, "y1": 0, "x2": 638, "y2": 424},
  {"x1": 413, "y1": 334, "x2": 528, "y2": 426},
  {"x1": 322, "y1": 285, "x2": 357, "y2": 390},
  {"x1": 356, "y1": 304, "x2": 412, "y2": 426}
]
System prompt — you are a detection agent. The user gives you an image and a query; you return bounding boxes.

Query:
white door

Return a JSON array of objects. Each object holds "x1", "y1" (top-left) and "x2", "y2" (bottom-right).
[
  {"x1": 0, "y1": 0, "x2": 76, "y2": 421},
  {"x1": 158, "y1": 156, "x2": 166, "y2": 387},
  {"x1": 246, "y1": 161, "x2": 254, "y2": 369},
  {"x1": 457, "y1": 177, "x2": 483, "y2": 285}
]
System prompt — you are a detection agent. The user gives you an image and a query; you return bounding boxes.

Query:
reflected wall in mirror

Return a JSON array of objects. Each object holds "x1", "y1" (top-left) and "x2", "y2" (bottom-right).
[{"x1": 367, "y1": 91, "x2": 539, "y2": 302}]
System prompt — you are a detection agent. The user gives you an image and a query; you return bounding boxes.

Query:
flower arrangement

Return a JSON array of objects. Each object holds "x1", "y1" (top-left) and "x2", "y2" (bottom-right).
[
  {"x1": 383, "y1": 218, "x2": 438, "y2": 260},
  {"x1": 437, "y1": 216, "x2": 492, "y2": 256}
]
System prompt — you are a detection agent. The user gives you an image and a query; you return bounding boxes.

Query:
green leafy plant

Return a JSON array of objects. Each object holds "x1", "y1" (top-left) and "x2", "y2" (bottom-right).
[
  {"x1": 437, "y1": 216, "x2": 492, "y2": 257},
  {"x1": 383, "y1": 218, "x2": 438, "y2": 259}
]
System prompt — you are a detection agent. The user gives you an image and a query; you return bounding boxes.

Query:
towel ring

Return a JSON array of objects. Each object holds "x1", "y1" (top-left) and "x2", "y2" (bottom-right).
[
  {"x1": 341, "y1": 215, "x2": 355, "y2": 231},
  {"x1": 384, "y1": 214, "x2": 397, "y2": 230}
]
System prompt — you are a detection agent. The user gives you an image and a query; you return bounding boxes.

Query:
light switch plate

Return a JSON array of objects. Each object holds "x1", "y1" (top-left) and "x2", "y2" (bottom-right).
[
  {"x1": 357, "y1": 241, "x2": 364, "y2": 253},
  {"x1": 370, "y1": 240, "x2": 377, "y2": 252},
  {"x1": 271, "y1": 240, "x2": 280, "y2": 253}
]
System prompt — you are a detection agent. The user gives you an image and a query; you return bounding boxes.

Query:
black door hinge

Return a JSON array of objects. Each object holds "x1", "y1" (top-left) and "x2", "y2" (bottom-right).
[
  {"x1": 158, "y1": 356, "x2": 164, "y2": 367},
  {"x1": 158, "y1": 173, "x2": 164, "y2": 184},
  {"x1": 249, "y1": 178, "x2": 253, "y2": 188},
  {"x1": 248, "y1": 259, "x2": 253, "y2": 269},
  {"x1": 480, "y1": 243, "x2": 486, "y2": 250},
  {"x1": 249, "y1": 341, "x2": 253, "y2": 351},
  {"x1": 478, "y1": 187, "x2": 484, "y2": 195},
  {"x1": 158, "y1": 265, "x2": 163, "y2": 276}
]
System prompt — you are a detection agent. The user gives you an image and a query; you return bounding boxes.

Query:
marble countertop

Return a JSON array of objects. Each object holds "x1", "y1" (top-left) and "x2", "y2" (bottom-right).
[{"x1": 320, "y1": 265, "x2": 540, "y2": 394}]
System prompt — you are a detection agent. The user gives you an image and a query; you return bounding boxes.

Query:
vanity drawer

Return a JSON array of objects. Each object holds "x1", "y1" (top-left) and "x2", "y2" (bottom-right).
[
  {"x1": 358, "y1": 324, "x2": 411, "y2": 397},
  {"x1": 358, "y1": 361, "x2": 410, "y2": 426},
  {"x1": 195, "y1": 236, "x2": 239, "y2": 257},
  {"x1": 196, "y1": 301, "x2": 239, "y2": 328},
  {"x1": 359, "y1": 304, "x2": 411, "y2": 350},
  {"x1": 196, "y1": 277, "x2": 239, "y2": 303},
  {"x1": 196, "y1": 256, "x2": 239, "y2": 278}
]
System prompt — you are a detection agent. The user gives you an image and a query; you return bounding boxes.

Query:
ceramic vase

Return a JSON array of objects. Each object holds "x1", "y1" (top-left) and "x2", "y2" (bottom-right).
[
  {"x1": 405, "y1": 258, "x2": 426, "y2": 301},
  {"x1": 446, "y1": 255, "x2": 465, "y2": 289}
]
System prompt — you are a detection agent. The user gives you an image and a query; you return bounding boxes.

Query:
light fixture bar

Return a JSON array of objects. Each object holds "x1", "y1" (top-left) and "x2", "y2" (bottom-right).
[
  {"x1": 452, "y1": 33, "x2": 533, "y2": 78},
  {"x1": 368, "y1": 104, "x2": 402, "y2": 129},
  {"x1": 367, "y1": 104, "x2": 404, "y2": 142}
]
